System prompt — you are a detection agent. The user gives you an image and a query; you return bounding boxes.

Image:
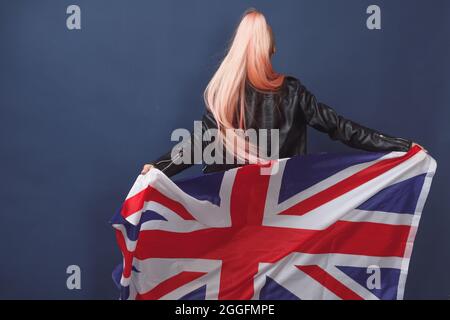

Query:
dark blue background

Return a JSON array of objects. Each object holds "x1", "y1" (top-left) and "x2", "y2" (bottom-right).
[{"x1": 0, "y1": 0, "x2": 448, "y2": 299}]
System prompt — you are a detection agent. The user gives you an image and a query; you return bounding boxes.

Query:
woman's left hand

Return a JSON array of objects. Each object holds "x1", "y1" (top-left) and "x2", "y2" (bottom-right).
[{"x1": 141, "y1": 164, "x2": 154, "y2": 175}]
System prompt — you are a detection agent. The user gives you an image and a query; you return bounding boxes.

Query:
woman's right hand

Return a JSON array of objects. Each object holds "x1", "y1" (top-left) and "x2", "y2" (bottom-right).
[{"x1": 141, "y1": 164, "x2": 154, "y2": 175}]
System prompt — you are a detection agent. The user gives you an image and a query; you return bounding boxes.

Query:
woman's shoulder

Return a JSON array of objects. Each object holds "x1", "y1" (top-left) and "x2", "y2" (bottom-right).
[
  {"x1": 282, "y1": 75, "x2": 304, "y2": 97},
  {"x1": 284, "y1": 74, "x2": 303, "y2": 87}
]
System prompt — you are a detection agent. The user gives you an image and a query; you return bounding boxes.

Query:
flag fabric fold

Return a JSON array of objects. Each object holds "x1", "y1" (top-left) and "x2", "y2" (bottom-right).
[{"x1": 111, "y1": 146, "x2": 436, "y2": 300}]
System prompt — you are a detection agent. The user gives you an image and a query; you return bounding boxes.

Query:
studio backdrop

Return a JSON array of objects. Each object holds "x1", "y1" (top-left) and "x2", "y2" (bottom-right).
[{"x1": 0, "y1": 0, "x2": 449, "y2": 299}]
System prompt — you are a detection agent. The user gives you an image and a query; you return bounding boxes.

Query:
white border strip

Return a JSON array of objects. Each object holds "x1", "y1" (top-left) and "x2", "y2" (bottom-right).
[{"x1": 396, "y1": 155, "x2": 437, "y2": 300}]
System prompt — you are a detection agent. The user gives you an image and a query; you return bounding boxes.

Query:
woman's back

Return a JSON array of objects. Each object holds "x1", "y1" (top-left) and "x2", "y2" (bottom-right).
[
  {"x1": 199, "y1": 75, "x2": 306, "y2": 174},
  {"x1": 199, "y1": 74, "x2": 411, "y2": 175}
]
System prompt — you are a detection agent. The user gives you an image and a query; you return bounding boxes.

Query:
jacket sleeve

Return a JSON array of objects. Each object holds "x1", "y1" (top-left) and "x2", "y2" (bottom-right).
[
  {"x1": 297, "y1": 83, "x2": 412, "y2": 152},
  {"x1": 148, "y1": 118, "x2": 208, "y2": 178}
]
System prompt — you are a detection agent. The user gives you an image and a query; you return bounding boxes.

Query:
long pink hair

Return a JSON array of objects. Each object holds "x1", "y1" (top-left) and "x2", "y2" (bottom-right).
[{"x1": 203, "y1": 8, "x2": 285, "y2": 164}]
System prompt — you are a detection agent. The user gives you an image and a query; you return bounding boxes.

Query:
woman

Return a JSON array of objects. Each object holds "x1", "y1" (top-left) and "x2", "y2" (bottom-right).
[{"x1": 141, "y1": 8, "x2": 417, "y2": 177}]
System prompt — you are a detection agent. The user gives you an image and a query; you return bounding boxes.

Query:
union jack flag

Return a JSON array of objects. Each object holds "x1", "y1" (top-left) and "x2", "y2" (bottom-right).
[{"x1": 111, "y1": 145, "x2": 436, "y2": 300}]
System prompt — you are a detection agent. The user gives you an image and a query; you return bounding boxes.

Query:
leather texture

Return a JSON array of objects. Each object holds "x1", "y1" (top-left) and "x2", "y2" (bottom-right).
[{"x1": 150, "y1": 76, "x2": 412, "y2": 177}]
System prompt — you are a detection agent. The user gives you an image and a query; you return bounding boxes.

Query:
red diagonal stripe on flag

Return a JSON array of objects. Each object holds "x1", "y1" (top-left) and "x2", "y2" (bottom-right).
[
  {"x1": 280, "y1": 145, "x2": 421, "y2": 216},
  {"x1": 296, "y1": 265, "x2": 364, "y2": 300},
  {"x1": 121, "y1": 186, "x2": 195, "y2": 220}
]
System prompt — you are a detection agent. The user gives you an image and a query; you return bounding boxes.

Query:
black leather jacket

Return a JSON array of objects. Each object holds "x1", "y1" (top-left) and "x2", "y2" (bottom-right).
[{"x1": 150, "y1": 76, "x2": 412, "y2": 177}]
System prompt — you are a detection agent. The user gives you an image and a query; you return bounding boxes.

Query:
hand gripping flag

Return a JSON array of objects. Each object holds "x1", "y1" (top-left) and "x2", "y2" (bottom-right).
[{"x1": 111, "y1": 145, "x2": 436, "y2": 300}]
